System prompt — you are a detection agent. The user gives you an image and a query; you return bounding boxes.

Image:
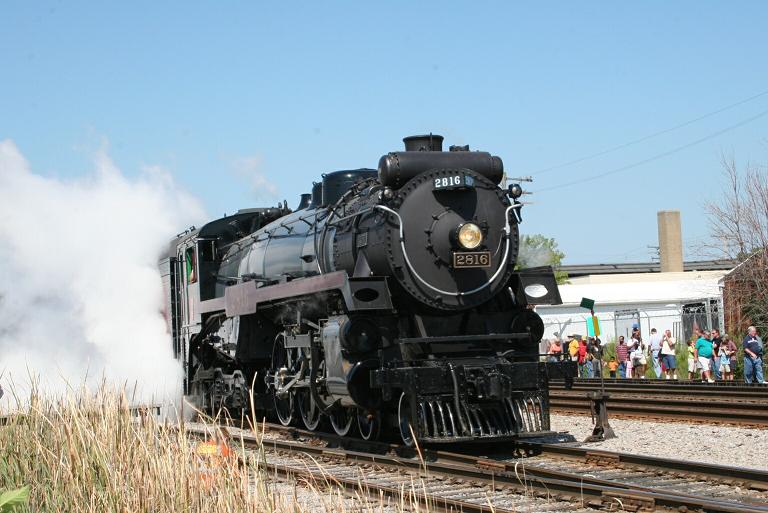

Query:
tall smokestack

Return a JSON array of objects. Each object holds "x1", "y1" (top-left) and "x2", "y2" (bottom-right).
[{"x1": 657, "y1": 210, "x2": 683, "y2": 272}]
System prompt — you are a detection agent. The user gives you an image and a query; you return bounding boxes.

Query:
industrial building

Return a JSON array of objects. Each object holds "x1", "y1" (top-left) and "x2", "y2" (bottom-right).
[{"x1": 536, "y1": 211, "x2": 736, "y2": 345}]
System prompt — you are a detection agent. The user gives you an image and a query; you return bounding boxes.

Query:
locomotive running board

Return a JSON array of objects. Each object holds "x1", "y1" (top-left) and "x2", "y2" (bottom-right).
[{"x1": 198, "y1": 271, "x2": 393, "y2": 317}]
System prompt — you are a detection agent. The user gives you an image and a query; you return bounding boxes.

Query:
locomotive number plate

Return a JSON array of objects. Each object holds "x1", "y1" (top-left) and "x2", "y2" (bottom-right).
[
  {"x1": 452, "y1": 251, "x2": 491, "y2": 268},
  {"x1": 433, "y1": 174, "x2": 475, "y2": 190}
]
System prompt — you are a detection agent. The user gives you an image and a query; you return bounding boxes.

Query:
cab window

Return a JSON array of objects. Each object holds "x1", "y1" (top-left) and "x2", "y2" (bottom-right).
[{"x1": 185, "y1": 247, "x2": 197, "y2": 284}]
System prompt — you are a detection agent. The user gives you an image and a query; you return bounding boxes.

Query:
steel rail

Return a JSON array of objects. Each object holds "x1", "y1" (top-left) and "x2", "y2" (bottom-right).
[
  {"x1": 550, "y1": 379, "x2": 768, "y2": 426},
  {"x1": 514, "y1": 441, "x2": 768, "y2": 491},
  {"x1": 553, "y1": 379, "x2": 768, "y2": 397},
  {"x1": 186, "y1": 422, "x2": 768, "y2": 512}
]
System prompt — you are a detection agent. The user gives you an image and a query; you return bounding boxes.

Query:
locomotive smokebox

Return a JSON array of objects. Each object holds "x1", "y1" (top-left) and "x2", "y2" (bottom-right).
[{"x1": 403, "y1": 134, "x2": 444, "y2": 152}]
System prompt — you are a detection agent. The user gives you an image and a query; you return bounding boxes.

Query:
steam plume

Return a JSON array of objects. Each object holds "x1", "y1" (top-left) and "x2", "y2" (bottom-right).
[{"x1": 0, "y1": 140, "x2": 206, "y2": 405}]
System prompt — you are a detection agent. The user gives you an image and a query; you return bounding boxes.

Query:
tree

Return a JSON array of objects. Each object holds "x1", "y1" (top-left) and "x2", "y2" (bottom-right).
[
  {"x1": 517, "y1": 234, "x2": 568, "y2": 284},
  {"x1": 705, "y1": 154, "x2": 768, "y2": 334}
]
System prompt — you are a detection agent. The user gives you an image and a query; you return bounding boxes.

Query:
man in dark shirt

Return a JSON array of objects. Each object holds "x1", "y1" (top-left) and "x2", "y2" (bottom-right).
[
  {"x1": 711, "y1": 328, "x2": 723, "y2": 381},
  {"x1": 591, "y1": 337, "x2": 603, "y2": 377},
  {"x1": 743, "y1": 326, "x2": 765, "y2": 384},
  {"x1": 615, "y1": 336, "x2": 629, "y2": 379}
]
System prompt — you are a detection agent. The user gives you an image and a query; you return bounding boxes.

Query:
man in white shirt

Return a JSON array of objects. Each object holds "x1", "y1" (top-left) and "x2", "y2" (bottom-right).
[
  {"x1": 648, "y1": 328, "x2": 663, "y2": 378},
  {"x1": 660, "y1": 329, "x2": 678, "y2": 379},
  {"x1": 630, "y1": 335, "x2": 647, "y2": 379}
]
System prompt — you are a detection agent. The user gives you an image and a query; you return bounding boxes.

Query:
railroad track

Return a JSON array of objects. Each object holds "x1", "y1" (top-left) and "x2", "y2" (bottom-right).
[
  {"x1": 186, "y1": 420, "x2": 768, "y2": 512},
  {"x1": 550, "y1": 379, "x2": 768, "y2": 426}
]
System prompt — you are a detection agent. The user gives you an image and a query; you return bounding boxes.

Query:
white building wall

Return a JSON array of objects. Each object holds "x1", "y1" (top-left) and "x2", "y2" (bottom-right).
[
  {"x1": 535, "y1": 269, "x2": 728, "y2": 345},
  {"x1": 537, "y1": 302, "x2": 684, "y2": 343}
]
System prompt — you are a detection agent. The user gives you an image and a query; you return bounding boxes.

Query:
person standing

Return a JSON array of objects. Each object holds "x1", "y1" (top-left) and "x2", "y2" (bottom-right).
[
  {"x1": 577, "y1": 337, "x2": 589, "y2": 378},
  {"x1": 547, "y1": 338, "x2": 563, "y2": 363},
  {"x1": 743, "y1": 326, "x2": 765, "y2": 384},
  {"x1": 719, "y1": 335, "x2": 737, "y2": 381},
  {"x1": 687, "y1": 339, "x2": 696, "y2": 379},
  {"x1": 711, "y1": 328, "x2": 723, "y2": 381},
  {"x1": 616, "y1": 336, "x2": 629, "y2": 379},
  {"x1": 695, "y1": 330, "x2": 714, "y2": 383},
  {"x1": 660, "y1": 329, "x2": 677, "y2": 379},
  {"x1": 584, "y1": 338, "x2": 595, "y2": 378},
  {"x1": 626, "y1": 334, "x2": 639, "y2": 378},
  {"x1": 608, "y1": 358, "x2": 619, "y2": 378},
  {"x1": 630, "y1": 334, "x2": 647, "y2": 379},
  {"x1": 591, "y1": 337, "x2": 603, "y2": 378},
  {"x1": 648, "y1": 328, "x2": 663, "y2": 378},
  {"x1": 568, "y1": 335, "x2": 580, "y2": 362}
]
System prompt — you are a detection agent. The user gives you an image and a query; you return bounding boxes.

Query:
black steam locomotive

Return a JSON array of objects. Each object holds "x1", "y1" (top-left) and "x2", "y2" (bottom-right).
[{"x1": 161, "y1": 134, "x2": 575, "y2": 445}]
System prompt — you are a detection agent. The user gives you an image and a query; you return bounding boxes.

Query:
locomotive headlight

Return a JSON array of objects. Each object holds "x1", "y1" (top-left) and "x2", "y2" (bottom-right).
[{"x1": 457, "y1": 223, "x2": 483, "y2": 249}]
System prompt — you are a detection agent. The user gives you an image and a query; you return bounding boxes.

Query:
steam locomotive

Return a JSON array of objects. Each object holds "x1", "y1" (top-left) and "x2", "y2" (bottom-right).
[{"x1": 161, "y1": 134, "x2": 575, "y2": 445}]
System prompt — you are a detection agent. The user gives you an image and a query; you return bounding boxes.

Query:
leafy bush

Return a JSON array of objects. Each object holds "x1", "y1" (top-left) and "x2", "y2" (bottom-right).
[{"x1": 0, "y1": 487, "x2": 29, "y2": 513}]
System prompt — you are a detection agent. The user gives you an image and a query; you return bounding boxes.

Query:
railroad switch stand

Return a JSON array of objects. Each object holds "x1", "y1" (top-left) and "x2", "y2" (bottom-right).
[{"x1": 584, "y1": 390, "x2": 616, "y2": 442}]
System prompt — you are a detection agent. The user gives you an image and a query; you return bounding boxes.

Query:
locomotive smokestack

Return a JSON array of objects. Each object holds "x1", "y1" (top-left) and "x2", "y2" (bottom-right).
[
  {"x1": 297, "y1": 193, "x2": 312, "y2": 210},
  {"x1": 403, "y1": 134, "x2": 444, "y2": 152}
]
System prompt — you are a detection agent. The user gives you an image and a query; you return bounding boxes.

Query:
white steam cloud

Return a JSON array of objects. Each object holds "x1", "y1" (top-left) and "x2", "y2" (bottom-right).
[
  {"x1": 0, "y1": 140, "x2": 206, "y2": 405},
  {"x1": 234, "y1": 155, "x2": 278, "y2": 200}
]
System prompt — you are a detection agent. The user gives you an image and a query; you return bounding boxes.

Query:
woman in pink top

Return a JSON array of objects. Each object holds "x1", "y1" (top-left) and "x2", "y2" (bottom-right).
[{"x1": 547, "y1": 338, "x2": 563, "y2": 362}]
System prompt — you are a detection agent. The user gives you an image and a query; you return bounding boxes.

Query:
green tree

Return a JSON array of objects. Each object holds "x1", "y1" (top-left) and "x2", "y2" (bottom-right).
[{"x1": 517, "y1": 234, "x2": 568, "y2": 284}]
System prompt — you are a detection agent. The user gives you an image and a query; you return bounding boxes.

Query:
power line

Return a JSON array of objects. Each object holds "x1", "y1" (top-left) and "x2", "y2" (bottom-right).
[
  {"x1": 530, "y1": 88, "x2": 768, "y2": 176},
  {"x1": 535, "y1": 107, "x2": 768, "y2": 193}
]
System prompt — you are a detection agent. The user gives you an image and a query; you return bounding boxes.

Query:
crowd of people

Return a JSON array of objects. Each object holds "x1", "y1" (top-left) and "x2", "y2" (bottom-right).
[{"x1": 546, "y1": 325, "x2": 765, "y2": 384}]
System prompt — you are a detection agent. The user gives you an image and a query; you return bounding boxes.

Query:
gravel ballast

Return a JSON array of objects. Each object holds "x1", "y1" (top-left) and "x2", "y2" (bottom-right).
[{"x1": 551, "y1": 413, "x2": 768, "y2": 471}]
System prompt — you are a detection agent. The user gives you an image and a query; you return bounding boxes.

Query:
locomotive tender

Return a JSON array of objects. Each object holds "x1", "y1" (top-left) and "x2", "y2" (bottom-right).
[{"x1": 161, "y1": 134, "x2": 576, "y2": 445}]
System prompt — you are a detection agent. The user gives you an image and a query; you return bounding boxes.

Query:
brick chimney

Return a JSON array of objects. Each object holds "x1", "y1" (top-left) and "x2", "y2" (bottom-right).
[{"x1": 657, "y1": 210, "x2": 683, "y2": 272}]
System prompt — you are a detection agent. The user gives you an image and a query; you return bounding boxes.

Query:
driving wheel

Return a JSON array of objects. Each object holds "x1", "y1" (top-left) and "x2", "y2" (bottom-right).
[
  {"x1": 271, "y1": 334, "x2": 298, "y2": 426},
  {"x1": 329, "y1": 406, "x2": 355, "y2": 437},
  {"x1": 357, "y1": 409, "x2": 381, "y2": 441}
]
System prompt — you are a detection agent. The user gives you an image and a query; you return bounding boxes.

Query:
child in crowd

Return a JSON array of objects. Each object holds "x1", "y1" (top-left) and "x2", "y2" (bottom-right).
[
  {"x1": 687, "y1": 339, "x2": 696, "y2": 380},
  {"x1": 720, "y1": 336, "x2": 737, "y2": 381},
  {"x1": 608, "y1": 358, "x2": 619, "y2": 378}
]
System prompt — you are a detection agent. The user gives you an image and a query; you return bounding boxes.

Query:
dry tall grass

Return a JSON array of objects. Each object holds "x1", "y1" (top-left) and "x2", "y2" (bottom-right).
[{"x1": 0, "y1": 384, "x2": 397, "y2": 513}]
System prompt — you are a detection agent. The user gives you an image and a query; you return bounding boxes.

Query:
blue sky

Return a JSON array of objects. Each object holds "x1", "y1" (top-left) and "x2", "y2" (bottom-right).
[{"x1": 2, "y1": 1, "x2": 768, "y2": 264}]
